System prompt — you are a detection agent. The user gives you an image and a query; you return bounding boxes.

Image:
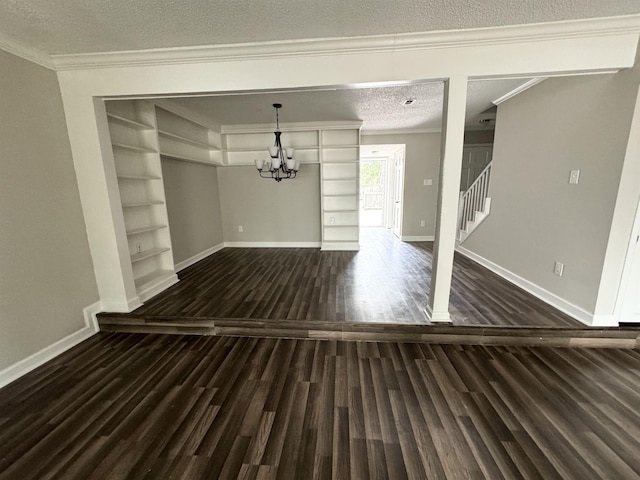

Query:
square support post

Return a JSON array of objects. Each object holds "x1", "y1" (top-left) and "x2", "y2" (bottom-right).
[{"x1": 425, "y1": 76, "x2": 468, "y2": 323}]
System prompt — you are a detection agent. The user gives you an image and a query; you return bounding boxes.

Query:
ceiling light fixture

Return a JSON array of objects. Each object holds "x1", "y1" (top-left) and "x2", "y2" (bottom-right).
[{"x1": 255, "y1": 103, "x2": 299, "y2": 182}]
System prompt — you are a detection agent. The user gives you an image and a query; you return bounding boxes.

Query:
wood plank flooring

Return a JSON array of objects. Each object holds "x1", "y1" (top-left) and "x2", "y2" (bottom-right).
[
  {"x1": 118, "y1": 228, "x2": 581, "y2": 328},
  {"x1": 1, "y1": 332, "x2": 639, "y2": 479}
]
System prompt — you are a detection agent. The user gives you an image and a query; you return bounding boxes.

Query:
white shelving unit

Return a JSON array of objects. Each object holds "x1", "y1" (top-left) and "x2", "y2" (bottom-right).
[
  {"x1": 320, "y1": 128, "x2": 361, "y2": 250},
  {"x1": 222, "y1": 127, "x2": 320, "y2": 166},
  {"x1": 155, "y1": 105, "x2": 223, "y2": 166},
  {"x1": 106, "y1": 100, "x2": 178, "y2": 302}
]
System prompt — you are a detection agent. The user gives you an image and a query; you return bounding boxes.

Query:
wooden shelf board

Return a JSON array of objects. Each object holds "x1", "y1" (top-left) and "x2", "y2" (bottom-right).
[
  {"x1": 126, "y1": 224, "x2": 168, "y2": 236},
  {"x1": 224, "y1": 146, "x2": 320, "y2": 153},
  {"x1": 112, "y1": 143, "x2": 157, "y2": 154},
  {"x1": 122, "y1": 201, "x2": 165, "y2": 208},
  {"x1": 131, "y1": 247, "x2": 171, "y2": 264},
  {"x1": 118, "y1": 175, "x2": 162, "y2": 181},
  {"x1": 134, "y1": 269, "x2": 175, "y2": 290},
  {"x1": 322, "y1": 209, "x2": 358, "y2": 213},
  {"x1": 107, "y1": 113, "x2": 153, "y2": 130},
  {"x1": 160, "y1": 152, "x2": 220, "y2": 166},
  {"x1": 158, "y1": 129, "x2": 218, "y2": 149}
]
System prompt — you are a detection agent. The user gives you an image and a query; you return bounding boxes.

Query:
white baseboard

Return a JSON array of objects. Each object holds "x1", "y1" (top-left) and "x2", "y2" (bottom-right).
[
  {"x1": 0, "y1": 300, "x2": 102, "y2": 390},
  {"x1": 225, "y1": 241, "x2": 322, "y2": 248},
  {"x1": 590, "y1": 314, "x2": 618, "y2": 327},
  {"x1": 175, "y1": 242, "x2": 225, "y2": 272},
  {"x1": 402, "y1": 236, "x2": 435, "y2": 242},
  {"x1": 101, "y1": 296, "x2": 142, "y2": 313},
  {"x1": 321, "y1": 242, "x2": 360, "y2": 251},
  {"x1": 423, "y1": 305, "x2": 452, "y2": 323},
  {"x1": 137, "y1": 274, "x2": 179, "y2": 303},
  {"x1": 456, "y1": 246, "x2": 595, "y2": 326}
]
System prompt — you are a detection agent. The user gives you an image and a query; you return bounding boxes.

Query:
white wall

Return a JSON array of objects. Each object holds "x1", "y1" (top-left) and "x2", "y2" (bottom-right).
[
  {"x1": 362, "y1": 133, "x2": 441, "y2": 238},
  {"x1": 0, "y1": 50, "x2": 99, "y2": 373},
  {"x1": 161, "y1": 158, "x2": 224, "y2": 264},
  {"x1": 462, "y1": 70, "x2": 640, "y2": 314},
  {"x1": 217, "y1": 165, "x2": 321, "y2": 243}
]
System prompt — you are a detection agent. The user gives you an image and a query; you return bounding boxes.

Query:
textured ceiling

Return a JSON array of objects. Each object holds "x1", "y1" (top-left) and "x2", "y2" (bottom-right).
[
  {"x1": 169, "y1": 78, "x2": 529, "y2": 131},
  {"x1": 1, "y1": 0, "x2": 639, "y2": 55}
]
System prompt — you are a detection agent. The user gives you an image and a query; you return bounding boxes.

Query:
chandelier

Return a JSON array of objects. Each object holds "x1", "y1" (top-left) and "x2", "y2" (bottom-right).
[{"x1": 255, "y1": 103, "x2": 299, "y2": 182}]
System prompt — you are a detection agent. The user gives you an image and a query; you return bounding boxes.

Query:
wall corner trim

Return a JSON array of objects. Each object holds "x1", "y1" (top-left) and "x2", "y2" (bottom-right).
[
  {"x1": 0, "y1": 300, "x2": 103, "y2": 389},
  {"x1": 455, "y1": 246, "x2": 596, "y2": 326},
  {"x1": 176, "y1": 243, "x2": 226, "y2": 272}
]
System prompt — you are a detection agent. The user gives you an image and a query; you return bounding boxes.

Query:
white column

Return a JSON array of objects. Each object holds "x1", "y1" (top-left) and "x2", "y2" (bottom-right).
[{"x1": 425, "y1": 76, "x2": 468, "y2": 323}]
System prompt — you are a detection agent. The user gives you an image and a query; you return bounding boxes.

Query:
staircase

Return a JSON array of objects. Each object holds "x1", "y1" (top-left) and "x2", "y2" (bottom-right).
[{"x1": 457, "y1": 162, "x2": 492, "y2": 243}]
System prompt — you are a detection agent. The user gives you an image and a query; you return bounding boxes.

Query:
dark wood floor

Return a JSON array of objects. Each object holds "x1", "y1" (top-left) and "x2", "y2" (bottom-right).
[
  {"x1": 1, "y1": 332, "x2": 639, "y2": 479},
  {"x1": 127, "y1": 228, "x2": 581, "y2": 328}
]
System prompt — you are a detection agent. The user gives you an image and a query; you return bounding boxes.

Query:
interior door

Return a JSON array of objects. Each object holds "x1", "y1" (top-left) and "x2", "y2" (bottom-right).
[
  {"x1": 460, "y1": 145, "x2": 493, "y2": 191},
  {"x1": 393, "y1": 152, "x2": 404, "y2": 238}
]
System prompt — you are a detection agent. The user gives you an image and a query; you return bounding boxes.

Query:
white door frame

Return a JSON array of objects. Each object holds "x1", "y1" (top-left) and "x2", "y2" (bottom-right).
[
  {"x1": 615, "y1": 196, "x2": 640, "y2": 324},
  {"x1": 392, "y1": 148, "x2": 406, "y2": 239}
]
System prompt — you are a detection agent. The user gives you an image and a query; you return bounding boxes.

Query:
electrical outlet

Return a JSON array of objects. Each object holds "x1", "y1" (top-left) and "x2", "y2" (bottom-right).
[
  {"x1": 423, "y1": 179, "x2": 433, "y2": 186},
  {"x1": 136, "y1": 244, "x2": 142, "y2": 253},
  {"x1": 330, "y1": 217, "x2": 335, "y2": 225},
  {"x1": 569, "y1": 170, "x2": 580, "y2": 184},
  {"x1": 553, "y1": 261, "x2": 564, "y2": 276},
  {"x1": 420, "y1": 220, "x2": 426, "y2": 227},
  {"x1": 238, "y1": 225, "x2": 243, "y2": 233}
]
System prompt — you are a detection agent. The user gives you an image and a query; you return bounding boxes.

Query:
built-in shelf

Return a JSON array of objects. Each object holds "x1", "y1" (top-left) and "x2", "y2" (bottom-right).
[
  {"x1": 107, "y1": 113, "x2": 153, "y2": 130},
  {"x1": 160, "y1": 152, "x2": 218, "y2": 165},
  {"x1": 324, "y1": 194, "x2": 358, "y2": 197},
  {"x1": 117, "y1": 174, "x2": 162, "y2": 181},
  {"x1": 323, "y1": 144, "x2": 360, "y2": 149},
  {"x1": 323, "y1": 209, "x2": 358, "y2": 213},
  {"x1": 134, "y1": 269, "x2": 175, "y2": 290},
  {"x1": 126, "y1": 224, "x2": 168, "y2": 236},
  {"x1": 158, "y1": 129, "x2": 217, "y2": 149},
  {"x1": 122, "y1": 201, "x2": 165, "y2": 208},
  {"x1": 224, "y1": 146, "x2": 320, "y2": 153},
  {"x1": 130, "y1": 247, "x2": 171, "y2": 263},
  {"x1": 325, "y1": 224, "x2": 358, "y2": 228},
  {"x1": 112, "y1": 143, "x2": 157, "y2": 154}
]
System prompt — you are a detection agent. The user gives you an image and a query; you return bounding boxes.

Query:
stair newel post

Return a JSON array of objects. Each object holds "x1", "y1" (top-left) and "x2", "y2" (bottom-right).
[{"x1": 458, "y1": 191, "x2": 465, "y2": 232}]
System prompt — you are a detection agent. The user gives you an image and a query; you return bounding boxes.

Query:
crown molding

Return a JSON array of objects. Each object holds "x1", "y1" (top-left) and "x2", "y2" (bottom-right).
[
  {"x1": 492, "y1": 77, "x2": 548, "y2": 105},
  {"x1": 0, "y1": 32, "x2": 54, "y2": 70},
  {"x1": 221, "y1": 120, "x2": 362, "y2": 134},
  {"x1": 51, "y1": 14, "x2": 640, "y2": 71},
  {"x1": 362, "y1": 128, "x2": 441, "y2": 135}
]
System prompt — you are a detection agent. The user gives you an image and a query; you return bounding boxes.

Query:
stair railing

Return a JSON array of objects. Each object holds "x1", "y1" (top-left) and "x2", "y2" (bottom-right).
[{"x1": 458, "y1": 162, "x2": 492, "y2": 232}]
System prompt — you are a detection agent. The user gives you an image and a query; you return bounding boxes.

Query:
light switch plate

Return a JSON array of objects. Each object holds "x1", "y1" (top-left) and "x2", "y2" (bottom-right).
[
  {"x1": 424, "y1": 179, "x2": 433, "y2": 186},
  {"x1": 553, "y1": 261, "x2": 564, "y2": 276}
]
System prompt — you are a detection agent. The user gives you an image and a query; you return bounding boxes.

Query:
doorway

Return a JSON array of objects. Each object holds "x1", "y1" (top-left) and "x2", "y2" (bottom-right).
[{"x1": 359, "y1": 144, "x2": 405, "y2": 236}]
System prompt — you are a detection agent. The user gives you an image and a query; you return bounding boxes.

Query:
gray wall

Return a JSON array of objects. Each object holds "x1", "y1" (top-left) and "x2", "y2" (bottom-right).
[
  {"x1": 362, "y1": 133, "x2": 441, "y2": 238},
  {"x1": 217, "y1": 165, "x2": 321, "y2": 242},
  {"x1": 161, "y1": 158, "x2": 224, "y2": 264},
  {"x1": 0, "y1": 50, "x2": 99, "y2": 371},
  {"x1": 463, "y1": 72, "x2": 639, "y2": 312}
]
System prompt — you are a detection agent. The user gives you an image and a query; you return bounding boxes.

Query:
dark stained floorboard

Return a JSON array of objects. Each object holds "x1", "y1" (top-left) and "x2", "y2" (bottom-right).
[
  {"x1": 125, "y1": 228, "x2": 581, "y2": 328},
  {"x1": 1, "y1": 332, "x2": 639, "y2": 479}
]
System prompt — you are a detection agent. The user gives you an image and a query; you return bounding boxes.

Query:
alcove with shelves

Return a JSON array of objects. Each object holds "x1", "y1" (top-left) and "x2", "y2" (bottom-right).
[
  {"x1": 320, "y1": 127, "x2": 361, "y2": 250},
  {"x1": 105, "y1": 100, "x2": 178, "y2": 302},
  {"x1": 155, "y1": 105, "x2": 223, "y2": 166}
]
